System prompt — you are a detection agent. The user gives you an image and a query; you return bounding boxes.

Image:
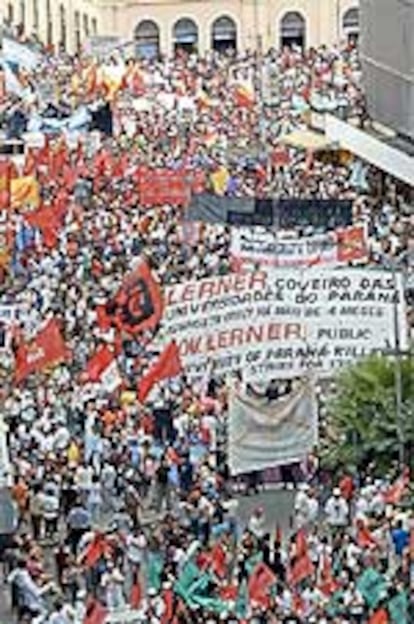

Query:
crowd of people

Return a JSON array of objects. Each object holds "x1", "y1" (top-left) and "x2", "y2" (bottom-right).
[{"x1": 0, "y1": 24, "x2": 413, "y2": 624}]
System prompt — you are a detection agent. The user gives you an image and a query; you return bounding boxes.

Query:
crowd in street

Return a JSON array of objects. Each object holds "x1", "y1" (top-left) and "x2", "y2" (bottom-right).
[{"x1": 0, "y1": 25, "x2": 413, "y2": 624}]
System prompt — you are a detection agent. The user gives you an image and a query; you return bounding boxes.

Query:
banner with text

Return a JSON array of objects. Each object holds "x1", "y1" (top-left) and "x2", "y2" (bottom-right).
[
  {"x1": 230, "y1": 225, "x2": 368, "y2": 270},
  {"x1": 229, "y1": 379, "x2": 318, "y2": 475},
  {"x1": 161, "y1": 269, "x2": 408, "y2": 381}
]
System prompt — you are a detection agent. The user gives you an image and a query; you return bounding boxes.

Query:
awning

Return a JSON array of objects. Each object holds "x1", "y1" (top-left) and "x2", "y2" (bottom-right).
[{"x1": 281, "y1": 129, "x2": 334, "y2": 151}]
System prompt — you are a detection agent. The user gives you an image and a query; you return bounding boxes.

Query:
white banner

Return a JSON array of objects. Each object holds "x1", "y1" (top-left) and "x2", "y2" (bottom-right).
[
  {"x1": 161, "y1": 268, "x2": 408, "y2": 381},
  {"x1": 229, "y1": 379, "x2": 317, "y2": 474},
  {"x1": 230, "y1": 225, "x2": 368, "y2": 270}
]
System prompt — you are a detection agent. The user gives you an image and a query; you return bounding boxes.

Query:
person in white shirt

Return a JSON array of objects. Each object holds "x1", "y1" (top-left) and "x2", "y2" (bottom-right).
[
  {"x1": 324, "y1": 488, "x2": 349, "y2": 529},
  {"x1": 249, "y1": 506, "x2": 266, "y2": 539}
]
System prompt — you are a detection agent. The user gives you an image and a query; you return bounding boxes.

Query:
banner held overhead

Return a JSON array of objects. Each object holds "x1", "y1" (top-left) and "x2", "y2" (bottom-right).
[{"x1": 161, "y1": 268, "x2": 408, "y2": 381}]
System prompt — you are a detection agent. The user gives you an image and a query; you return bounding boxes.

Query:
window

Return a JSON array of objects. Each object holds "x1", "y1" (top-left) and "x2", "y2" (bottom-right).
[
  {"x1": 19, "y1": 0, "x2": 25, "y2": 28},
  {"x1": 83, "y1": 14, "x2": 89, "y2": 38},
  {"x1": 7, "y1": 3, "x2": 13, "y2": 23},
  {"x1": 211, "y1": 16, "x2": 237, "y2": 53},
  {"x1": 74, "y1": 11, "x2": 81, "y2": 52},
  {"x1": 279, "y1": 11, "x2": 306, "y2": 50},
  {"x1": 342, "y1": 7, "x2": 359, "y2": 43},
  {"x1": 33, "y1": 0, "x2": 39, "y2": 32},
  {"x1": 173, "y1": 18, "x2": 198, "y2": 54},
  {"x1": 46, "y1": 0, "x2": 53, "y2": 46},
  {"x1": 60, "y1": 3, "x2": 66, "y2": 51},
  {"x1": 91, "y1": 18, "x2": 98, "y2": 36},
  {"x1": 135, "y1": 20, "x2": 160, "y2": 59}
]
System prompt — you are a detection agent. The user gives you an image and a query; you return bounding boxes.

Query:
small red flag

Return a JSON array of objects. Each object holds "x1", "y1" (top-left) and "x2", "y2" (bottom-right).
[
  {"x1": 383, "y1": 467, "x2": 410, "y2": 505},
  {"x1": 288, "y1": 530, "x2": 315, "y2": 586},
  {"x1": 161, "y1": 587, "x2": 174, "y2": 624},
  {"x1": 138, "y1": 341, "x2": 182, "y2": 403},
  {"x1": 356, "y1": 519, "x2": 378, "y2": 549},
  {"x1": 15, "y1": 318, "x2": 69, "y2": 383},
  {"x1": 25, "y1": 204, "x2": 63, "y2": 249},
  {"x1": 318, "y1": 553, "x2": 339, "y2": 596},
  {"x1": 368, "y1": 608, "x2": 389, "y2": 624},
  {"x1": 248, "y1": 562, "x2": 277, "y2": 608},
  {"x1": 82, "y1": 345, "x2": 116, "y2": 383},
  {"x1": 130, "y1": 570, "x2": 142, "y2": 609},
  {"x1": 79, "y1": 534, "x2": 112, "y2": 569},
  {"x1": 83, "y1": 598, "x2": 108, "y2": 624},
  {"x1": 0, "y1": 160, "x2": 11, "y2": 210}
]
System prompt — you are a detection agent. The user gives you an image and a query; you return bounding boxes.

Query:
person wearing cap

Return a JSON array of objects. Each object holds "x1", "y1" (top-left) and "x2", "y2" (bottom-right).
[{"x1": 324, "y1": 487, "x2": 349, "y2": 531}]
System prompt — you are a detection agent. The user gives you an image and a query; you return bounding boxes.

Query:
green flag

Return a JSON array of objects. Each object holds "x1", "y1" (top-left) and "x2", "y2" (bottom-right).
[
  {"x1": 245, "y1": 551, "x2": 263, "y2": 575},
  {"x1": 146, "y1": 551, "x2": 164, "y2": 591},
  {"x1": 388, "y1": 590, "x2": 408, "y2": 624},
  {"x1": 356, "y1": 568, "x2": 386, "y2": 609},
  {"x1": 236, "y1": 580, "x2": 248, "y2": 619}
]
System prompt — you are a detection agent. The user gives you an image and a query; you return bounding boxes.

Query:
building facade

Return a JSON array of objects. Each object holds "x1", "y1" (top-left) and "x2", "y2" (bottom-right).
[{"x1": 2, "y1": 0, "x2": 359, "y2": 56}]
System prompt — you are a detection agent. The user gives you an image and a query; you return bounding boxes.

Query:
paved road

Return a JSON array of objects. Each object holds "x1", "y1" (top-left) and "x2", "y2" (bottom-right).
[{"x1": 236, "y1": 487, "x2": 296, "y2": 539}]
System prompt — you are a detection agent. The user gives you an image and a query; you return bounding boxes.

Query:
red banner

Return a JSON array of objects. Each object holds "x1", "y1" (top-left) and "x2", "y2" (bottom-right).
[
  {"x1": 136, "y1": 166, "x2": 205, "y2": 207},
  {"x1": 15, "y1": 318, "x2": 70, "y2": 383},
  {"x1": 138, "y1": 341, "x2": 182, "y2": 403}
]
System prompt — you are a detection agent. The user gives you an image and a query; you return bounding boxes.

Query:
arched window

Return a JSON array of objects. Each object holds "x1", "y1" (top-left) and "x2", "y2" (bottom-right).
[
  {"x1": 135, "y1": 20, "x2": 160, "y2": 59},
  {"x1": 211, "y1": 15, "x2": 237, "y2": 53},
  {"x1": 60, "y1": 4, "x2": 67, "y2": 51},
  {"x1": 33, "y1": 0, "x2": 39, "y2": 32},
  {"x1": 19, "y1": 0, "x2": 25, "y2": 28},
  {"x1": 173, "y1": 18, "x2": 198, "y2": 54},
  {"x1": 74, "y1": 11, "x2": 81, "y2": 52},
  {"x1": 280, "y1": 11, "x2": 306, "y2": 50},
  {"x1": 7, "y1": 3, "x2": 14, "y2": 24},
  {"x1": 46, "y1": 0, "x2": 53, "y2": 46},
  {"x1": 83, "y1": 14, "x2": 90, "y2": 38},
  {"x1": 342, "y1": 7, "x2": 359, "y2": 43}
]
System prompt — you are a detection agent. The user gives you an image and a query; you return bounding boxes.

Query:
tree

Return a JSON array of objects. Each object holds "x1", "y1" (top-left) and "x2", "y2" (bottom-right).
[{"x1": 321, "y1": 355, "x2": 414, "y2": 474}]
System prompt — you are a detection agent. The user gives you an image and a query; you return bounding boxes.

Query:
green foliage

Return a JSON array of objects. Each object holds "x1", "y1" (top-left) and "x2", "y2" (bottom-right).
[{"x1": 321, "y1": 355, "x2": 414, "y2": 473}]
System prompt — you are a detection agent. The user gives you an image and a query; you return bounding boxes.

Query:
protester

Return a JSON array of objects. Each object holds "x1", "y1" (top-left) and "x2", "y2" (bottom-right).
[{"x1": 0, "y1": 21, "x2": 412, "y2": 624}]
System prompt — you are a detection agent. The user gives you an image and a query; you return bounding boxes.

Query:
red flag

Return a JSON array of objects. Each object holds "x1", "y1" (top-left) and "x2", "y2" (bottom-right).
[
  {"x1": 383, "y1": 467, "x2": 410, "y2": 504},
  {"x1": 15, "y1": 318, "x2": 69, "y2": 383},
  {"x1": 81, "y1": 345, "x2": 122, "y2": 394},
  {"x1": 288, "y1": 529, "x2": 315, "y2": 586},
  {"x1": 318, "y1": 552, "x2": 339, "y2": 596},
  {"x1": 138, "y1": 341, "x2": 182, "y2": 403},
  {"x1": 161, "y1": 587, "x2": 174, "y2": 624},
  {"x1": 23, "y1": 148, "x2": 37, "y2": 176},
  {"x1": 368, "y1": 608, "x2": 389, "y2": 624},
  {"x1": 83, "y1": 598, "x2": 108, "y2": 624},
  {"x1": 295, "y1": 529, "x2": 307, "y2": 557},
  {"x1": 111, "y1": 260, "x2": 163, "y2": 336},
  {"x1": 82, "y1": 345, "x2": 115, "y2": 383},
  {"x1": 96, "y1": 304, "x2": 113, "y2": 332},
  {"x1": 288, "y1": 554, "x2": 315, "y2": 586},
  {"x1": 79, "y1": 533, "x2": 112, "y2": 569},
  {"x1": 200, "y1": 542, "x2": 228, "y2": 578},
  {"x1": 210, "y1": 542, "x2": 227, "y2": 578},
  {"x1": 248, "y1": 562, "x2": 277, "y2": 608},
  {"x1": 356, "y1": 519, "x2": 378, "y2": 549},
  {"x1": 130, "y1": 570, "x2": 142, "y2": 609},
  {"x1": 219, "y1": 584, "x2": 238, "y2": 600},
  {"x1": 25, "y1": 204, "x2": 62, "y2": 248},
  {"x1": 0, "y1": 160, "x2": 11, "y2": 210}
]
